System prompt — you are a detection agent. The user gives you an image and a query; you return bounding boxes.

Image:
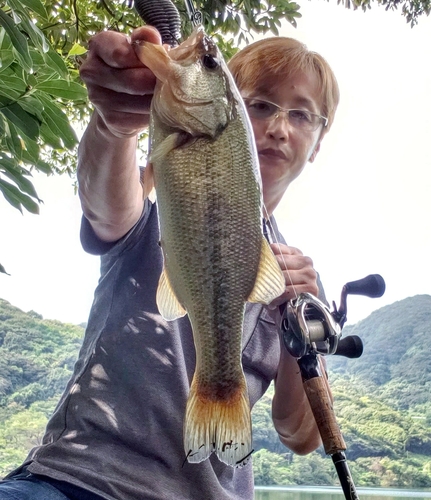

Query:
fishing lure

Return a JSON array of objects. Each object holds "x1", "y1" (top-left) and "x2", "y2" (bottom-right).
[{"x1": 133, "y1": 0, "x2": 181, "y2": 46}]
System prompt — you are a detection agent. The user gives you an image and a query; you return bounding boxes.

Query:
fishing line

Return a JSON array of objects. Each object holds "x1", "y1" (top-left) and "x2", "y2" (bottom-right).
[{"x1": 262, "y1": 203, "x2": 299, "y2": 301}]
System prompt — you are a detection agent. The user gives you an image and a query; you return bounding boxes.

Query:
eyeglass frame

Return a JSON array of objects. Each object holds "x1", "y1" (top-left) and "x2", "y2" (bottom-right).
[{"x1": 242, "y1": 97, "x2": 328, "y2": 132}]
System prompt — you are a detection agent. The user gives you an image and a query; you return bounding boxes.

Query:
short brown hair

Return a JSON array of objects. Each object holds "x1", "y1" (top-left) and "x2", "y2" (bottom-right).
[{"x1": 228, "y1": 37, "x2": 340, "y2": 131}]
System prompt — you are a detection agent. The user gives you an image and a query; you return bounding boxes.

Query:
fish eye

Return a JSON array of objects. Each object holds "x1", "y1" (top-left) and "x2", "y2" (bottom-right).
[{"x1": 202, "y1": 54, "x2": 220, "y2": 70}]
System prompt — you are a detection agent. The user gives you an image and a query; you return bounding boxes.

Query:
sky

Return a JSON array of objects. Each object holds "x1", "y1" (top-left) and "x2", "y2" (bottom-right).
[{"x1": 1, "y1": 1, "x2": 430, "y2": 326}]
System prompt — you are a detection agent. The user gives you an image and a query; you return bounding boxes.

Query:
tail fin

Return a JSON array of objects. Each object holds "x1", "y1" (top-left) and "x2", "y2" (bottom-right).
[{"x1": 184, "y1": 377, "x2": 252, "y2": 467}]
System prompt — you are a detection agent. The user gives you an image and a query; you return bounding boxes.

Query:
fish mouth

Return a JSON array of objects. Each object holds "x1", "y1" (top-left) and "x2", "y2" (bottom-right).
[{"x1": 258, "y1": 148, "x2": 288, "y2": 161}]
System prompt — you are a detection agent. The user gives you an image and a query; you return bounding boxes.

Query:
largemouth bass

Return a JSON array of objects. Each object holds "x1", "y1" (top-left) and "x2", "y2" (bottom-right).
[{"x1": 135, "y1": 27, "x2": 285, "y2": 467}]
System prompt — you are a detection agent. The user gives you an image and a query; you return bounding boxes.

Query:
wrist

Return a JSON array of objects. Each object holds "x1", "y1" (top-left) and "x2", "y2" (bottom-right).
[{"x1": 92, "y1": 111, "x2": 140, "y2": 142}]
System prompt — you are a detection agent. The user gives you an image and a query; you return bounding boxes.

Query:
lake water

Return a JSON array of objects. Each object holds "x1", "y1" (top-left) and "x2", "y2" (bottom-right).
[{"x1": 255, "y1": 486, "x2": 431, "y2": 500}]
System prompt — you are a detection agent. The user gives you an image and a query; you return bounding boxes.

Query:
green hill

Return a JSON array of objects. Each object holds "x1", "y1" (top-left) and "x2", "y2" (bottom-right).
[
  {"x1": 0, "y1": 298, "x2": 84, "y2": 475},
  {"x1": 0, "y1": 295, "x2": 430, "y2": 488},
  {"x1": 252, "y1": 294, "x2": 431, "y2": 487}
]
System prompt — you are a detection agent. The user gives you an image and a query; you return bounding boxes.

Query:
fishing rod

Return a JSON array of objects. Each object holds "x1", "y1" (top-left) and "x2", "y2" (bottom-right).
[
  {"x1": 278, "y1": 274, "x2": 386, "y2": 500},
  {"x1": 184, "y1": 0, "x2": 202, "y2": 26}
]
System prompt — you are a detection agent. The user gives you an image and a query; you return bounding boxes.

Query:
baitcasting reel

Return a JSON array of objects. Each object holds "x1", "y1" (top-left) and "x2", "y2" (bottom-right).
[
  {"x1": 279, "y1": 274, "x2": 386, "y2": 360},
  {"x1": 279, "y1": 273, "x2": 386, "y2": 500}
]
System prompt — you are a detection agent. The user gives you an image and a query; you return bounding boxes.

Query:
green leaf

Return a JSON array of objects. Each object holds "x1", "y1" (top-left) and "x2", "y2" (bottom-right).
[
  {"x1": 68, "y1": 43, "x2": 87, "y2": 57},
  {"x1": 20, "y1": 136, "x2": 41, "y2": 165},
  {"x1": 35, "y1": 80, "x2": 87, "y2": 101},
  {"x1": 39, "y1": 122, "x2": 62, "y2": 149},
  {"x1": 0, "y1": 73, "x2": 27, "y2": 92},
  {"x1": 0, "y1": 178, "x2": 39, "y2": 214},
  {"x1": 6, "y1": 0, "x2": 49, "y2": 49},
  {"x1": 0, "y1": 47, "x2": 15, "y2": 73},
  {"x1": 19, "y1": 16, "x2": 50, "y2": 55},
  {"x1": 0, "y1": 113, "x2": 6, "y2": 135},
  {"x1": 38, "y1": 93, "x2": 77, "y2": 149},
  {"x1": 0, "y1": 10, "x2": 32, "y2": 73},
  {"x1": 0, "y1": 96, "x2": 40, "y2": 140},
  {"x1": 4, "y1": 122, "x2": 24, "y2": 160},
  {"x1": 31, "y1": 158, "x2": 52, "y2": 174},
  {"x1": 14, "y1": 0, "x2": 48, "y2": 19},
  {"x1": 18, "y1": 95, "x2": 44, "y2": 122},
  {"x1": 0, "y1": 177, "x2": 22, "y2": 212},
  {"x1": 0, "y1": 155, "x2": 41, "y2": 201},
  {"x1": 42, "y1": 46, "x2": 69, "y2": 80},
  {"x1": 0, "y1": 85, "x2": 21, "y2": 100}
]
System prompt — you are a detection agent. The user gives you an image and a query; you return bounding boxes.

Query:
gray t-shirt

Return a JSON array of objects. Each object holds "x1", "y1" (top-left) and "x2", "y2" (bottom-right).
[{"x1": 19, "y1": 200, "x2": 286, "y2": 500}]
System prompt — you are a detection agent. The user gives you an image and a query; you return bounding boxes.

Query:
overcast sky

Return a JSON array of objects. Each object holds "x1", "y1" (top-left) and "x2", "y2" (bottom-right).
[{"x1": 1, "y1": 1, "x2": 430, "y2": 326}]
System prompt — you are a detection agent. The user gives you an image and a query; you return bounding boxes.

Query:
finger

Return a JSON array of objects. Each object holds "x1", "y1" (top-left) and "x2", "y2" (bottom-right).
[
  {"x1": 267, "y1": 265, "x2": 319, "y2": 309},
  {"x1": 270, "y1": 243, "x2": 302, "y2": 256},
  {"x1": 131, "y1": 25, "x2": 162, "y2": 45},
  {"x1": 281, "y1": 266, "x2": 317, "y2": 286},
  {"x1": 87, "y1": 31, "x2": 141, "y2": 69},
  {"x1": 274, "y1": 254, "x2": 314, "y2": 272},
  {"x1": 88, "y1": 85, "x2": 153, "y2": 114},
  {"x1": 89, "y1": 86, "x2": 153, "y2": 134},
  {"x1": 98, "y1": 109, "x2": 151, "y2": 137},
  {"x1": 81, "y1": 31, "x2": 159, "y2": 94},
  {"x1": 82, "y1": 64, "x2": 157, "y2": 95},
  {"x1": 87, "y1": 27, "x2": 161, "y2": 69},
  {"x1": 268, "y1": 282, "x2": 319, "y2": 309}
]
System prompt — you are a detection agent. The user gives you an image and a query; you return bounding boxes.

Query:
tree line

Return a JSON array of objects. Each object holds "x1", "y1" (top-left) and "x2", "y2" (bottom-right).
[{"x1": 0, "y1": 294, "x2": 430, "y2": 487}]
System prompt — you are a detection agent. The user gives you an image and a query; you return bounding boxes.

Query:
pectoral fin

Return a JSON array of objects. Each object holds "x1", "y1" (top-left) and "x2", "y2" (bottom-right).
[
  {"x1": 247, "y1": 237, "x2": 285, "y2": 304},
  {"x1": 156, "y1": 267, "x2": 187, "y2": 320},
  {"x1": 150, "y1": 132, "x2": 188, "y2": 164},
  {"x1": 142, "y1": 162, "x2": 156, "y2": 203}
]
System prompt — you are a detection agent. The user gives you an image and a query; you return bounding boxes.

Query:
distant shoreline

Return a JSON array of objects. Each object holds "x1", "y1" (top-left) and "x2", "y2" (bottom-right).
[{"x1": 254, "y1": 485, "x2": 431, "y2": 497}]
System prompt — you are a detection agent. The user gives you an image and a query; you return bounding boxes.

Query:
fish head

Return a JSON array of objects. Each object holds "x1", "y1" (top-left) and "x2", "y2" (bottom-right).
[{"x1": 135, "y1": 27, "x2": 236, "y2": 138}]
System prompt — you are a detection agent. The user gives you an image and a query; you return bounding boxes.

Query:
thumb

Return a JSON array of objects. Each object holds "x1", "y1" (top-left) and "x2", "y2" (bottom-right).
[{"x1": 131, "y1": 25, "x2": 162, "y2": 45}]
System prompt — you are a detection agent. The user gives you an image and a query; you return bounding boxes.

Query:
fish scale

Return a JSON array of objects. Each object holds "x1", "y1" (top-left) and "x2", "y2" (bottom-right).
[{"x1": 135, "y1": 26, "x2": 285, "y2": 467}]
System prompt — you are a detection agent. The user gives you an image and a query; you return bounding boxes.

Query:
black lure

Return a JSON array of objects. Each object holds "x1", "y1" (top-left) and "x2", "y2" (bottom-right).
[{"x1": 134, "y1": 0, "x2": 182, "y2": 47}]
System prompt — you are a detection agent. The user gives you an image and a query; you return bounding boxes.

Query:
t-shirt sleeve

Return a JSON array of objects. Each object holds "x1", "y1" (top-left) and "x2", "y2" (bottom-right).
[
  {"x1": 80, "y1": 215, "x2": 118, "y2": 256},
  {"x1": 80, "y1": 198, "x2": 152, "y2": 256}
]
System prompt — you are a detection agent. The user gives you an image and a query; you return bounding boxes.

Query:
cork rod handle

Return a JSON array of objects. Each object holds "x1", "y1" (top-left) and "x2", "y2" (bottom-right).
[{"x1": 303, "y1": 375, "x2": 346, "y2": 455}]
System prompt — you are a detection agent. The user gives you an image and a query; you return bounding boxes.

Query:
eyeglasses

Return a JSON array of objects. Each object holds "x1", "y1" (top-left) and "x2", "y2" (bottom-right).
[{"x1": 243, "y1": 98, "x2": 328, "y2": 132}]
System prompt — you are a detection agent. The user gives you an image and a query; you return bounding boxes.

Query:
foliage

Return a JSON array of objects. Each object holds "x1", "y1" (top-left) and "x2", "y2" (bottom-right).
[
  {"x1": 0, "y1": 0, "x2": 300, "y2": 274},
  {"x1": 253, "y1": 448, "x2": 336, "y2": 486},
  {"x1": 0, "y1": 298, "x2": 84, "y2": 474},
  {"x1": 340, "y1": 0, "x2": 431, "y2": 27},
  {"x1": 251, "y1": 294, "x2": 431, "y2": 488},
  {"x1": 1, "y1": 0, "x2": 430, "y2": 231},
  {"x1": 328, "y1": 295, "x2": 431, "y2": 389},
  {"x1": 0, "y1": 294, "x2": 431, "y2": 486},
  {"x1": 1, "y1": 0, "x2": 430, "y2": 274},
  {"x1": 0, "y1": 0, "x2": 86, "y2": 216},
  {"x1": 0, "y1": 0, "x2": 299, "y2": 226}
]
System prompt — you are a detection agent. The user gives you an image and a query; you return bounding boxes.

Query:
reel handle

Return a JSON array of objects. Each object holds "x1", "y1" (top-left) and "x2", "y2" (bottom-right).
[
  {"x1": 343, "y1": 274, "x2": 386, "y2": 298},
  {"x1": 337, "y1": 274, "x2": 386, "y2": 327}
]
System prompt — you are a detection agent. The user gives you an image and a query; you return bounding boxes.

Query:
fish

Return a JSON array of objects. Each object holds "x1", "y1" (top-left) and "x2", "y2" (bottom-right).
[{"x1": 134, "y1": 26, "x2": 285, "y2": 467}]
